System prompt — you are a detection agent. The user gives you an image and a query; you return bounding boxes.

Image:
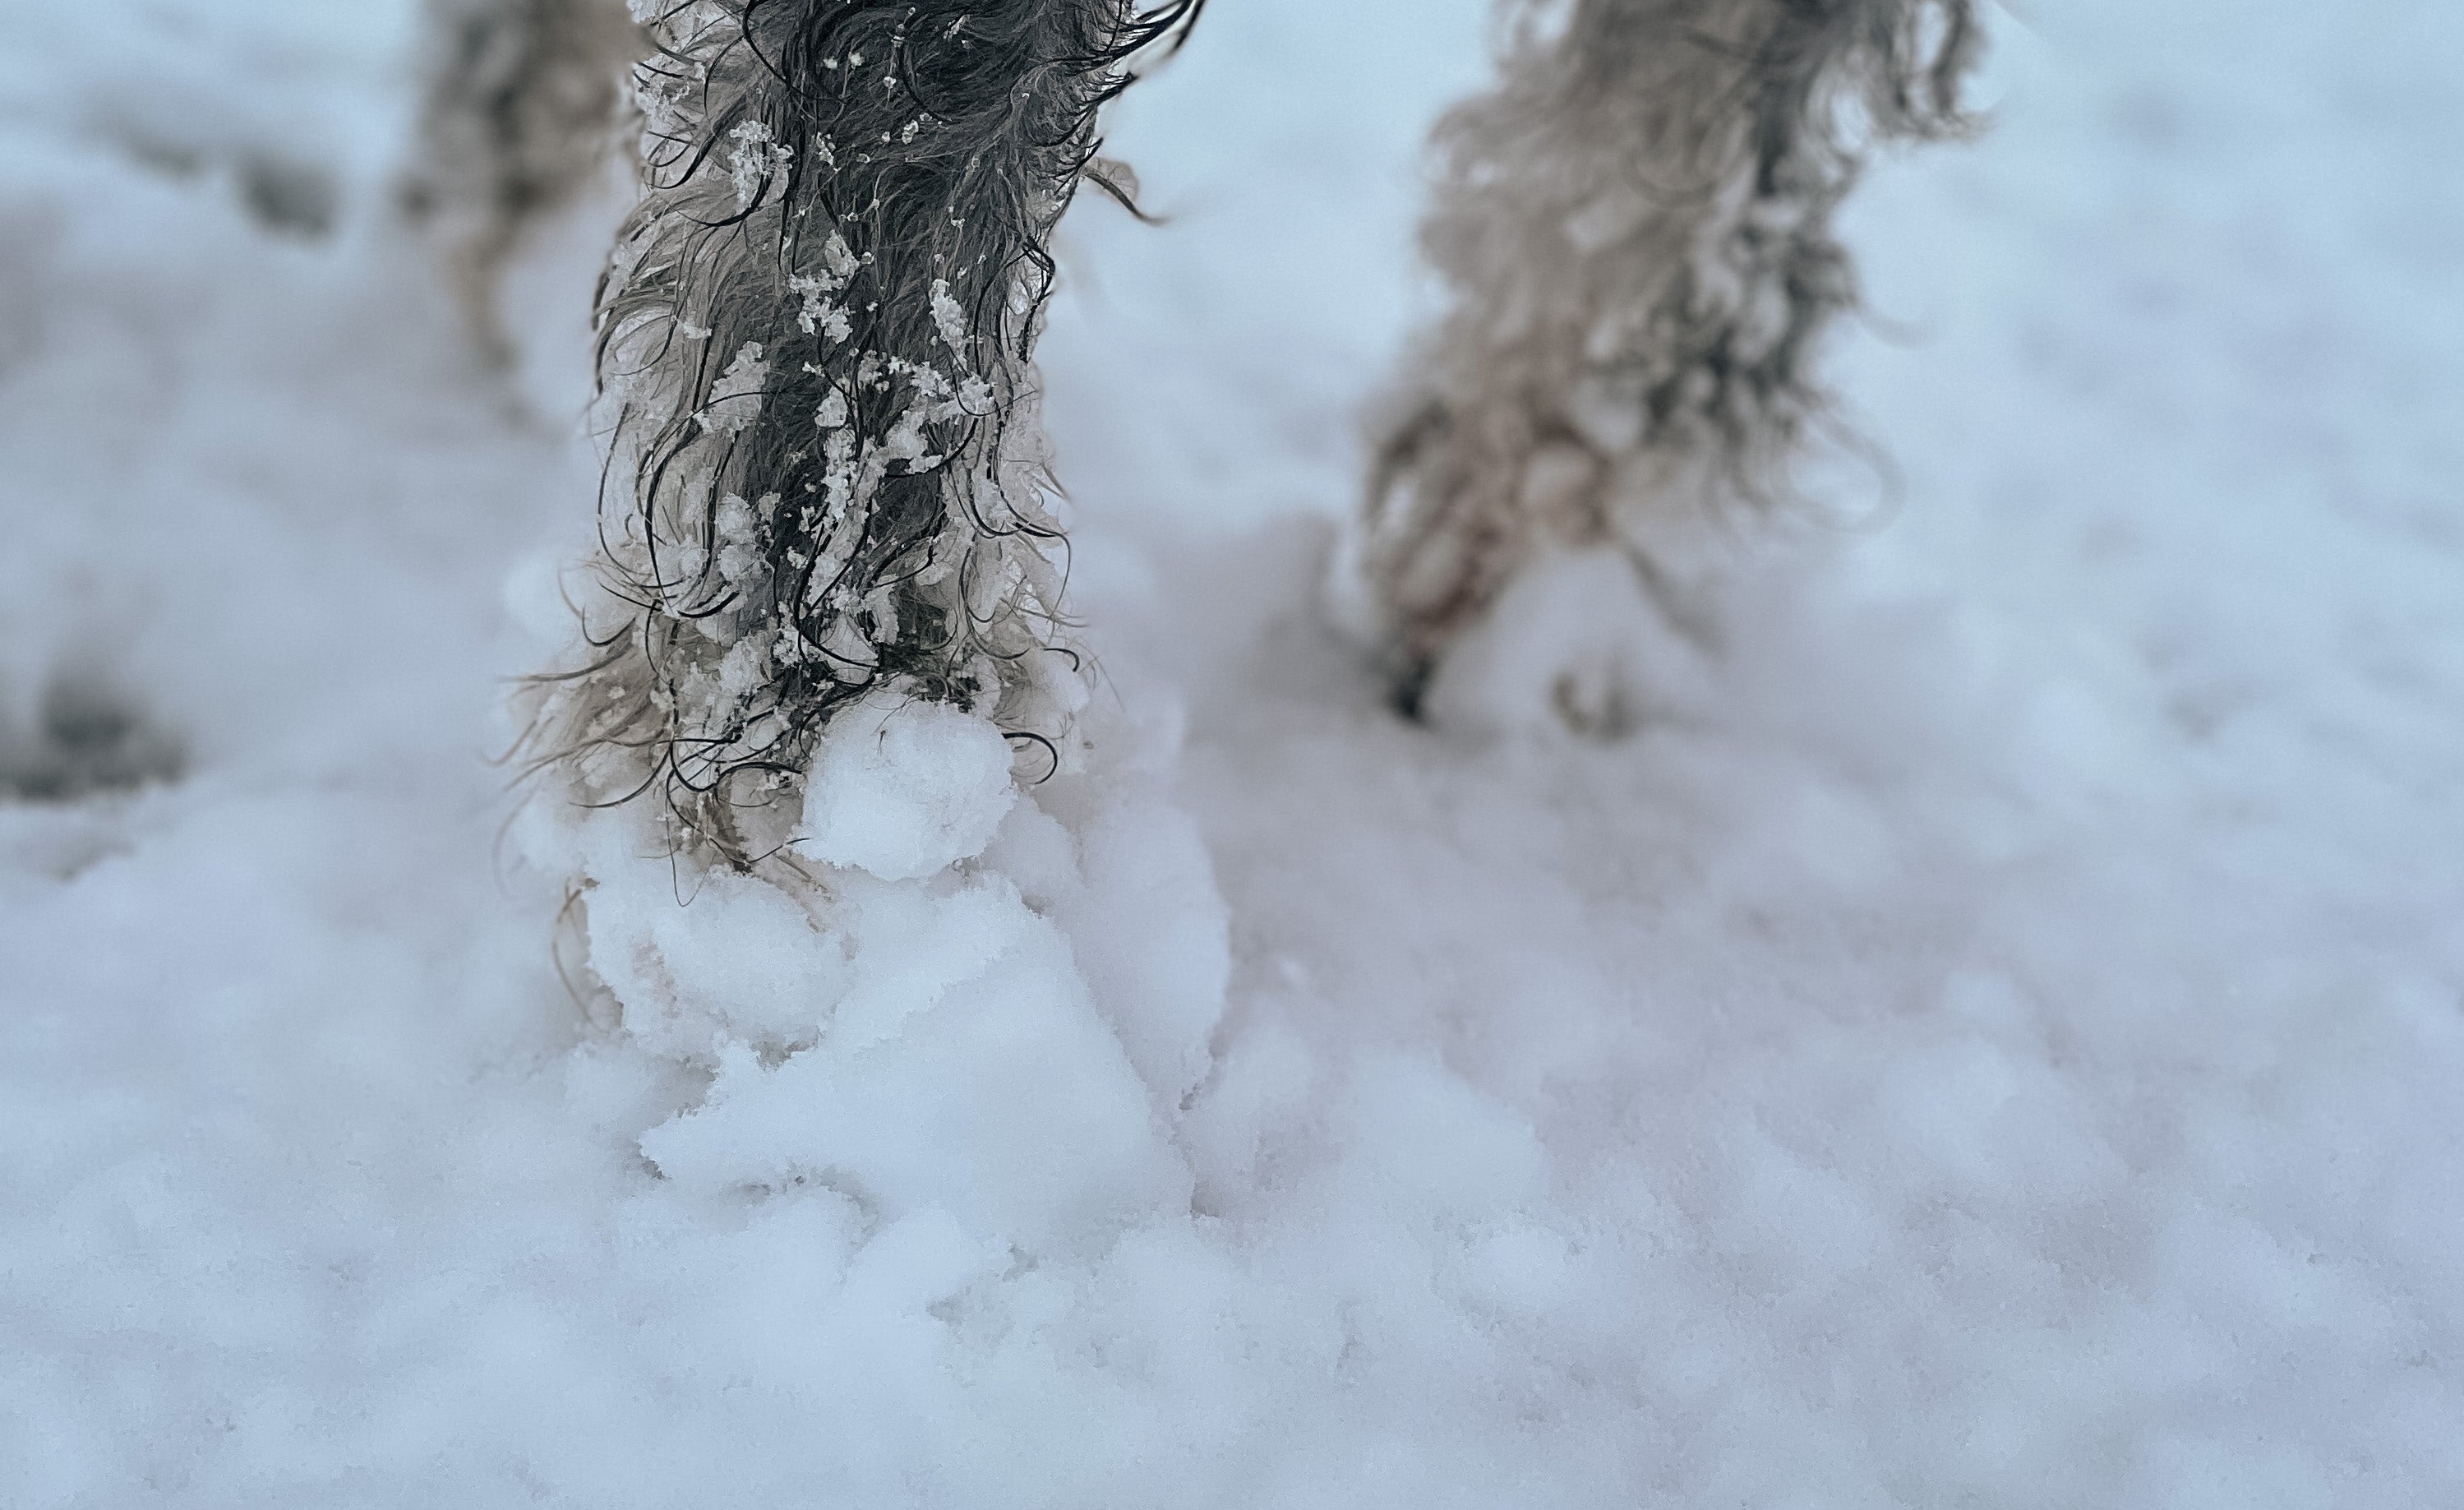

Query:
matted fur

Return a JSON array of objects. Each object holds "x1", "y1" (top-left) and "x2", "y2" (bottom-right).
[
  {"x1": 403, "y1": 0, "x2": 647, "y2": 362},
  {"x1": 518, "y1": 0, "x2": 1201, "y2": 864},
  {"x1": 1358, "y1": 0, "x2": 1978, "y2": 704}
]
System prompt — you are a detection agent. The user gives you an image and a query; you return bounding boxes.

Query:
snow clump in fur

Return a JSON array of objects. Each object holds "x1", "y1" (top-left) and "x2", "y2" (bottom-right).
[{"x1": 796, "y1": 690, "x2": 1019, "y2": 882}]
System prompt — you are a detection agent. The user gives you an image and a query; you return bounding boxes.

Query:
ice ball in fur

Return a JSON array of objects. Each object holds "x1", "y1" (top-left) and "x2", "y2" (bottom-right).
[{"x1": 797, "y1": 688, "x2": 1018, "y2": 880}]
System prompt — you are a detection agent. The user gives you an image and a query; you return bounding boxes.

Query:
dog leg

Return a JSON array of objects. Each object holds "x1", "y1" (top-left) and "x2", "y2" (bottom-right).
[
  {"x1": 517, "y1": 0, "x2": 1202, "y2": 866},
  {"x1": 401, "y1": 0, "x2": 647, "y2": 365},
  {"x1": 1354, "y1": 0, "x2": 1978, "y2": 718}
]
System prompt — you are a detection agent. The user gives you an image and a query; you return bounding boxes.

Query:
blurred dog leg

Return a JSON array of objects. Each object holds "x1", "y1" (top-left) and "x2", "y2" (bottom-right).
[
  {"x1": 1352, "y1": 0, "x2": 1979, "y2": 717},
  {"x1": 401, "y1": 0, "x2": 644, "y2": 367}
]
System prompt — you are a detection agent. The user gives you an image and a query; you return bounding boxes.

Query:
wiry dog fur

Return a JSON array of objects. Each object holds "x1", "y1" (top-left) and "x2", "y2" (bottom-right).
[
  {"x1": 1355, "y1": 0, "x2": 1978, "y2": 708},
  {"x1": 515, "y1": 0, "x2": 1201, "y2": 865},
  {"x1": 403, "y1": 0, "x2": 647, "y2": 362},
  {"x1": 471, "y1": 0, "x2": 1977, "y2": 857}
]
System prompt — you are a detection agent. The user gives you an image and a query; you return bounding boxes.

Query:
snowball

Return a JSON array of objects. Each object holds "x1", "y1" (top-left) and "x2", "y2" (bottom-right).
[{"x1": 798, "y1": 691, "x2": 1017, "y2": 880}]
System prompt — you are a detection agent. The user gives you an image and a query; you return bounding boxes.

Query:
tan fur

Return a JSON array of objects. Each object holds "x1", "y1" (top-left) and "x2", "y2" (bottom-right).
[
  {"x1": 1357, "y1": 0, "x2": 1978, "y2": 701},
  {"x1": 401, "y1": 0, "x2": 645, "y2": 363}
]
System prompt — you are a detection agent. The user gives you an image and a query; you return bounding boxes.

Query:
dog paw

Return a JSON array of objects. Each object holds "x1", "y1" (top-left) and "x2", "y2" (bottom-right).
[{"x1": 1415, "y1": 547, "x2": 1718, "y2": 741}]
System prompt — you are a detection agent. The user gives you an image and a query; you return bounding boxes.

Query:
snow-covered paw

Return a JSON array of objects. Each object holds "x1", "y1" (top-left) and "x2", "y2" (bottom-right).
[
  {"x1": 1417, "y1": 547, "x2": 1719, "y2": 741},
  {"x1": 537, "y1": 686, "x2": 1232, "y2": 1261},
  {"x1": 630, "y1": 885, "x2": 1190, "y2": 1258}
]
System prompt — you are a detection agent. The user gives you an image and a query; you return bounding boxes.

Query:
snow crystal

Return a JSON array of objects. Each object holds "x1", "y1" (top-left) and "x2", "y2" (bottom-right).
[
  {"x1": 930, "y1": 276, "x2": 968, "y2": 351},
  {"x1": 703, "y1": 340, "x2": 769, "y2": 433},
  {"x1": 723, "y1": 119, "x2": 790, "y2": 209}
]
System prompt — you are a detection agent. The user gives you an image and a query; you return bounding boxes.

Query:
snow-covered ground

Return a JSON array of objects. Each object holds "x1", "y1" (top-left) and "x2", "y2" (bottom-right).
[{"x1": 5, "y1": 0, "x2": 2462, "y2": 1503}]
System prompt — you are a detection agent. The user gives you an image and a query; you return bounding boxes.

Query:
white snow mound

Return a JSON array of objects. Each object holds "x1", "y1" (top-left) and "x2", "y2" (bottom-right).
[
  {"x1": 531, "y1": 696, "x2": 1225, "y2": 1262},
  {"x1": 798, "y1": 690, "x2": 1019, "y2": 880},
  {"x1": 633, "y1": 876, "x2": 1190, "y2": 1258}
]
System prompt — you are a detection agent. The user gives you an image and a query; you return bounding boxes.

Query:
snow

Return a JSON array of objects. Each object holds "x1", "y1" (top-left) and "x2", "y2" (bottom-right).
[
  {"x1": 795, "y1": 690, "x2": 1020, "y2": 881},
  {"x1": 1414, "y1": 545, "x2": 1723, "y2": 739},
  {"x1": 5, "y1": 0, "x2": 2464, "y2": 1504}
]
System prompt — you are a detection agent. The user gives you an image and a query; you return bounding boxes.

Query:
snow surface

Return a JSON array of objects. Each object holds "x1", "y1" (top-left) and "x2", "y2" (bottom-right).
[{"x1": 5, "y1": 0, "x2": 2464, "y2": 1504}]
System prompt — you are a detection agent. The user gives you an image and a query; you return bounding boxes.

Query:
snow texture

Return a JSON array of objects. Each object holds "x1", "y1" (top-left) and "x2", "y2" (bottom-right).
[
  {"x1": 520, "y1": 694, "x2": 1220, "y2": 1264},
  {"x1": 795, "y1": 690, "x2": 1020, "y2": 881},
  {"x1": 4, "y1": 0, "x2": 2464, "y2": 1505}
]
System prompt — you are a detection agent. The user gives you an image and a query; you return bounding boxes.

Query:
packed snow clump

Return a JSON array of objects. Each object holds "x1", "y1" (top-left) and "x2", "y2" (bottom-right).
[
  {"x1": 523, "y1": 696, "x2": 1227, "y2": 1261},
  {"x1": 796, "y1": 687, "x2": 1019, "y2": 880}
]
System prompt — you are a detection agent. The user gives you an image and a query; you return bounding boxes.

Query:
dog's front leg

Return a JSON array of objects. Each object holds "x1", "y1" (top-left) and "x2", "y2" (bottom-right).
[{"x1": 519, "y1": 0, "x2": 1200, "y2": 866}]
